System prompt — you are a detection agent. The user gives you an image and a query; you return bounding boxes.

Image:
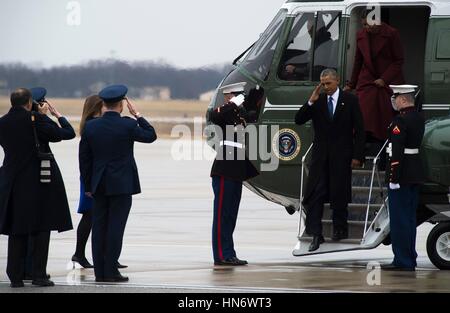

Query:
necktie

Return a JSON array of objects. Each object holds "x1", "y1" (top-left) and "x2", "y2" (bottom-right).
[{"x1": 328, "y1": 96, "x2": 334, "y2": 119}]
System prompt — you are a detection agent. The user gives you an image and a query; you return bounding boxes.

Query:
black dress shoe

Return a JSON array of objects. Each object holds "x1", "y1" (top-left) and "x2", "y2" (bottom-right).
[
  {"x1": 10, "y1": 281, "x2": 25, "y2": 288},
  {"x1": 32, "y1": 279, "x2": 55, "y2": 287},
  {"x1": 332, "y1": 229, "x2": 349, "y2": 241},
  {"x1": 308, "y1": 235, "x2": 325, "y2": 252},
  {"x1": 103, "y1": 274, "x2": 129, "y2": 283},
  {"x1": 117, "y1": 262, "x2": 128, "y2": 269},
  {"x1": 72, "y1": 255, "x2": 94, "y2": 269},
  {"x1": 214, "y1": 257, "x2": 248, "y2": 266}
]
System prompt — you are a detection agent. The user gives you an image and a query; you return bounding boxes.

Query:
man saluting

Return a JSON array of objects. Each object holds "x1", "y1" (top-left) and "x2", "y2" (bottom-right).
[
  {"x1": 296, "y1": 69, "x2": 365, "y2": 252},
  {"x1": 79, "y1": 85, "x2": 157, "y2": 282},
  {"x1": 209, "y1": 82, "x2": 259, "y2": 266}
]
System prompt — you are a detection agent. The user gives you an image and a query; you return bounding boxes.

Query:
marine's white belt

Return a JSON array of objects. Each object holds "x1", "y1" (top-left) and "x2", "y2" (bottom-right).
[
  {"x1": 220, "y1": 141, "x2": 245, "y2": 149},
  {"x1": 386, "y1": 144, "x2": 419, "y2": 157}
]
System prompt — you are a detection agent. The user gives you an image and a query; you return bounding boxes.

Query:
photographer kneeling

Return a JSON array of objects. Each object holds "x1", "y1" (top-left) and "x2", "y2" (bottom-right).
[{"x1": 0, "y1": 88, "x2": 75, "y2": 288}]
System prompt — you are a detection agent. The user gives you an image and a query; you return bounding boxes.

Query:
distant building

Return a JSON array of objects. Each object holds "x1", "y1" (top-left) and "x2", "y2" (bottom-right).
[
  {"x1": 130, "y1": 87, "x2": 171, "y2": 100},
  {"x1": 199, "y1": 90, "x2": 215, "y2": 102}
]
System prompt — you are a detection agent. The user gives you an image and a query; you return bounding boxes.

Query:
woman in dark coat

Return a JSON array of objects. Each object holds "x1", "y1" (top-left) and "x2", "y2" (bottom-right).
[
  {"x1": 346, "y1": 18, "x2": 405, "y2": 142},
  {"x1": 71, "y1": 96, "x2": 127, "y2": 269}
]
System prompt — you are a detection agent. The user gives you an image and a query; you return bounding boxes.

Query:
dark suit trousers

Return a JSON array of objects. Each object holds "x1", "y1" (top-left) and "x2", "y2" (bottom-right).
[
  {"x1": 92, "y1": 194, "x2": 132, "y2": 278},
  {"x1": 306, "y1": 165, "x2": 348, "y2": 236},
  {"x1": 7, "y1": 232, "x2": 50, "y2": 282}
]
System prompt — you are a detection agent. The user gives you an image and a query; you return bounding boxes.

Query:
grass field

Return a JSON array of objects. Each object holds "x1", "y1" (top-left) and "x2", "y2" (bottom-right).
[{"x1": 0, "y1": 97, "x2": 210, "y2": 138}]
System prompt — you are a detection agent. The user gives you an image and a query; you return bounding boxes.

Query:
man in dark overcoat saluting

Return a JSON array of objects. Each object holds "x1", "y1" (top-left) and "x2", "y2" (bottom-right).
[
  {"x1": 0, "y1": 88, "x2": 75, "y2": 288},
  {"x1": 296, "y1": 69, "x2": 365, "y2": 252}
]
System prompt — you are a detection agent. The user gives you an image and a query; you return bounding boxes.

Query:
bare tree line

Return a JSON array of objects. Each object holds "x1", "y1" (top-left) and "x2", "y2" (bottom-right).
[{"x1": 0, "y1": 60, "x2": 231, "y2": 99}]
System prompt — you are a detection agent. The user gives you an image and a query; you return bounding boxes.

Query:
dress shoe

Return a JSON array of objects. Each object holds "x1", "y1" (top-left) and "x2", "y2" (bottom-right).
[
  {"x1": 10, "y1": 281, "x2": 25, "y2": 288},
  {"x1": 381, "y1": 264, "x2": 415, "y2": 272},
  {"x1": 72, "y1": 255, "x2": 94, "y2": 269},
  {"x1": 32, "y1": 279, "x2": 55, "y2": 287},
  {"x1": 117, "y1": 262, "x2": 128, "y2": 269},
  {"x1": 332, "y1": 229, "x2": 349, "y2": 241},
  {"x1": 308, "y1": 235, "x2": 325, "y2": 252},
  {"x1": 103, "y1": 274, "x2": 129, "y2": 283},
  {"x1": 214, "y1": 257, "x2": 248, "y2": 266}
]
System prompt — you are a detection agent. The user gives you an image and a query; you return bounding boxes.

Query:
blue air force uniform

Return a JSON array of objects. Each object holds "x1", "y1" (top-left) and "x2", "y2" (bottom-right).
[
  {"x1": 79, "y1": 85, "x2": 157, "y2": 280},
  {"x1": 210, "y1": 83, "x2": 259, "y2": 266},
  {"x1": 386, "y1": 85, "x2": 425, "y2": 270}
]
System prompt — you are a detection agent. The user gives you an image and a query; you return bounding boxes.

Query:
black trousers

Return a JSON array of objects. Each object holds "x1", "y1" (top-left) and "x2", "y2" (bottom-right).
[
  {"x1": 305, "y1": 171, "x2": 348, "y2": 236},
  {"x1": 92, "y1": 194, "x2": 132, "y2": 279},
  {"x1": 7, "y1": 232, "x2": 50, "y2": 282}
]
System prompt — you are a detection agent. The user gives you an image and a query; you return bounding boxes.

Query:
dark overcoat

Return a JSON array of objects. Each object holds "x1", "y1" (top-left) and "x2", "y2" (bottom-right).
[
  {"x1": 295, "y1": 90, "x2": 365, "y2": 205},
  {"x1": 349, "y1": 23, "x2": 405, "y2": 140},
  {"x1": 0, "y1": 106, "x2": 75, "y2": 235}
]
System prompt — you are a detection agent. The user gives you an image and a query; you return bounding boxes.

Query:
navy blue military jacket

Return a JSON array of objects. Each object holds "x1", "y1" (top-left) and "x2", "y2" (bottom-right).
[
  {"x1": 386, "y1": 107, "x2": 425, "y2": 185},
  {"x1": 79, "y1": 111, "x2": 157, "y2": 196}
]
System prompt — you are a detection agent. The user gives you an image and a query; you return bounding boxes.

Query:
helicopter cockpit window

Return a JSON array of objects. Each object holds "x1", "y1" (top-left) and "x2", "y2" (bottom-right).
[
  {"x1": 279, "y1": 12, "x2": 341, "y2": 81},
  {"x1": 312, "y1": 12, "x2": 340, "y2": 81},
  {"x1": 240, "y1": 9, "x2": 287, "y2": 81},
  {"x1": 278, "y1": 13, "x2": 316, "y2": 81}
]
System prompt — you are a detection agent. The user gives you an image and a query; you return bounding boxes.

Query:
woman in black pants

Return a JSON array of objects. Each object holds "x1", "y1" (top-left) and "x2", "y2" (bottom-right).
[{"x1": 71, "y1": 95, "x2": 127, "y2": 269}]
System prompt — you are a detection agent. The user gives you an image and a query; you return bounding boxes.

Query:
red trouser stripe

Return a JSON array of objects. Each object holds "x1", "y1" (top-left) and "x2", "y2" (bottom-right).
[{"x1": 217, "y1": 177, "x2": 225, "y2": 260}]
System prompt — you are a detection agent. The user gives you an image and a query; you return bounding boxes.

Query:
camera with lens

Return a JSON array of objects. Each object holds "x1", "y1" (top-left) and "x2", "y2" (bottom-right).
[{"x1": 38, "y1": 152, "x2": 54, "y2": 184}]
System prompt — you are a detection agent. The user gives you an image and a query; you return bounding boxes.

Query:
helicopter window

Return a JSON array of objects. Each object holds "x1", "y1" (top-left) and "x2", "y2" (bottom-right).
[
  {"x1": 312, "y1": 12, "x2": 340, "y2": 81},
  {"x1": 437, "y1": 30, "x2": 450, "y2": 59},
  {"x1": 279, "y1": 12, "x2": 341, "y2": 82},
  {"x1": 240, "y1": 9, "x2": 287, "y2": 81},
  {"x1": 278, "y1": 13, "x2": 316, "y2": 81}
]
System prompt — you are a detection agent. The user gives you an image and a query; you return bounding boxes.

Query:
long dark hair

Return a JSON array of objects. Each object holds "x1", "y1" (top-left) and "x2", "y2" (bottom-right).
[{"x1": 80, "y1": 95, "x2": 103, "y2": 136}]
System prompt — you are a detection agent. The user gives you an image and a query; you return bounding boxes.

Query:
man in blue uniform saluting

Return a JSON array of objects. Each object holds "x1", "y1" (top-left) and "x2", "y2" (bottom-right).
[
  {"x1": 383, "y1": 85, "x2": 425, "y2": 272},
  {"x1": 79, "y1": 85, "x2": 157, "y2": 282}
]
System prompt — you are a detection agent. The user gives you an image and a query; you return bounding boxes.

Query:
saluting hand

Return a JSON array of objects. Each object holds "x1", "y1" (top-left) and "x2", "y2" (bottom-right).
[
  {"x1": 308, "y1": 84, "x2": 322, "y2": 104},
  {"x1": 38, "y1": 102, "x2": 49, "y2": 115},
  {"x1": 125, "y1": 98, "x2": 141, "y2": 118},
  {"x1": 46, "y1": 101, "x2": 63, "y2": 119}
]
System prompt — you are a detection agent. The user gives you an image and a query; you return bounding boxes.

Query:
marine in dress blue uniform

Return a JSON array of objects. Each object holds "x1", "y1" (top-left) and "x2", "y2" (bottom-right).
[
  {"x1": 384, "y1": 85, "x2": 425, "y2": 271},
  {"x1": 79, "y1": 85, "x2": 157, "y2": 282},
  {"x1": 210, "y1": 82, "x2": 259, "y2": 266}
]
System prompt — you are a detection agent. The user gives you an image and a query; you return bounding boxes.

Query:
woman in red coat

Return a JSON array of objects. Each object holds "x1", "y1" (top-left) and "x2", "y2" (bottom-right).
[{"x1": 345, "y1": 17, "x2": 405, "y2": 142}]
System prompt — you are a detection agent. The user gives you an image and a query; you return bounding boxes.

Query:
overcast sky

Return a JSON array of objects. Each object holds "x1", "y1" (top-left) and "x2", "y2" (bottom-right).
[{"x1": 0, "y1": 0, "x2": 286, "y2": 68}]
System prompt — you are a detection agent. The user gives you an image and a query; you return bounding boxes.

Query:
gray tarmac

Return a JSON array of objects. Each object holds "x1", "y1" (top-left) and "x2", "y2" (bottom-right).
[{"x1": 1, "y1": 139, "x2": 449, "y2": 293}]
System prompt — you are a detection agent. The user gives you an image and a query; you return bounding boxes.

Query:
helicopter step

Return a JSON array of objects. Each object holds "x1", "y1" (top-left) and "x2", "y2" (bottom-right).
[
  {"x1": 352, "y1": 186, "x2": 387, "y2": 204},
  {"x1": 323, "y1": 203, "x2": 380, "y2": 222},
  {"x1": 294, "y1": 159, "x2": 389, "y2": 257}
]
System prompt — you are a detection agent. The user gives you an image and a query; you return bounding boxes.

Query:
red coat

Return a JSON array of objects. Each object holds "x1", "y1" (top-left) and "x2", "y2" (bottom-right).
[{"x1": 349, "y1": 23, "x2": 405, "y2": 140}]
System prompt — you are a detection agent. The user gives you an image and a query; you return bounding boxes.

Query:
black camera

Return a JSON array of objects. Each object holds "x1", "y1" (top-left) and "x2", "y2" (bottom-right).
[{"x1": 38, "y1": 152, "x2": 54, "y2": 184}]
